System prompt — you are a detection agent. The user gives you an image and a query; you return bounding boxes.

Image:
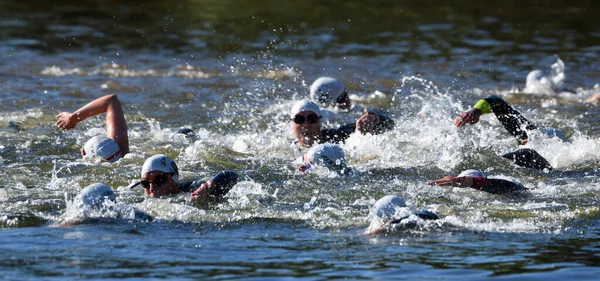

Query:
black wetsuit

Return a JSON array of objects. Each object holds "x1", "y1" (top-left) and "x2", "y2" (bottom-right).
[
  {"x1": 480, "y1": 95, "x2": 537, "y2": 144},
  {"x1": 479, "y1": 178, "x2": 526, "y2": 195},
  {"x1": 477, "y1": 95, "x2": 552, "y2": 170},
  {"x1": 321, "y1": 113, "x2": 395, "y2": 144},
  {"x1": 389, "y1": 210, "x2": 440, "y2": 224},
  {"x1": 179, "y1": 170, "x2": 239, "y2": 197}
]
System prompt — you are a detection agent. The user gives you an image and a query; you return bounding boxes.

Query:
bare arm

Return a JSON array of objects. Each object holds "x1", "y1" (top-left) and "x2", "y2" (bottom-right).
[
  {"x1": 427, "y1": 176, "x2": 474, "y2": 188},
  {"x1": 56, "y1": 94, "x2": 129, "y2": 155}
]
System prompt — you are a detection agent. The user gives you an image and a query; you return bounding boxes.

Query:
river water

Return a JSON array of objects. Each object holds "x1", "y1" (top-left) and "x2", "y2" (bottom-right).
[{"x1": 1, "y1": 0, "x2": 599, "y2": 280}]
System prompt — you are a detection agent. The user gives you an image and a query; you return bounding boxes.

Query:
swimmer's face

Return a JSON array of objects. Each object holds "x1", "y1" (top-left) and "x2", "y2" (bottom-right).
[
  {"x1": 291, "y1": 111, "x2": 321, "y2": 147},
  {"x1": 141, "y1": 171, "x2": 179, "y2": 198}
]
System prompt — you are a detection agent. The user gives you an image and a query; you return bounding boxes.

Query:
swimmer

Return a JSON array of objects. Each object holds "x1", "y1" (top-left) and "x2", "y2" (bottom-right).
[
  {"x1": 290, "y1": 99, "x2": 394, "y2": 147},
  {"x1": 309, "y1": 76, "x2": 394, "y2": 120},
  {"x1": 523, "y1": 57, "x2": 574, "y2": 95},
  {"x1": 427, "y1": 169, "x2": 526, "y2": 195},
  {"x1": 524, "y1": 70, "x2": 574, "y2": 94},
  {"x1": 128, "y1": 154, "x2": 239, "y2": 202},
  {"x1": 79, "y1": 183, "x2": 116, "y2": 207},
  {"x1": 309, "y1": 77, "x2": 353, "y2": 111},
  {"x1": 364, "y1": 195, "x2": 440, "y2": 235},
  {"x1": 453, "y1": 95, "x2": 573, "y2": 169},
  {"x1": 56, "y1": 94, "x2": 128, "y2": 163},
  {"x1": 296, "y1": 144, "x2": 353, "y2": 175},
  {"x1": 455, "y1": 95, "x2": 570, "y2": 145},
  {"x1": 58, "y1": 183, "x2": 150, "y2": 227}
]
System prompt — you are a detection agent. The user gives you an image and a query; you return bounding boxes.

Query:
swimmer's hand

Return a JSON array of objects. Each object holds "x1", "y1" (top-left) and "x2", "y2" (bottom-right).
[
  {"x1": 56, "y1": 112, "x2": 79, "y2": 130},
  {"x1": 356, "y1": 112, "x2": 381, "y2": 134},
  {"x1": 427, "y1": 176, "x2": 473, "y2": 188},
  {"x1": 190, "y1": 181, "x2": 212, "y2": 201},
  {"x1": 454, "y1": 108, "x2": 481, "y2": 127},
  {"x1": 297, "y1": 164, "x2": 309, "y2": 173},
  {"x1": 587, "y1": 93, "x2": 600, "y2": 103}
]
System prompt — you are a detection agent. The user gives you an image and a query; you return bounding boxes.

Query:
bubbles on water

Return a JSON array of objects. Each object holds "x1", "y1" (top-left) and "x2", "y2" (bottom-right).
[
  {"x1": 168, "y1": 64, "x2": 214, "y2": 79},
  {"x1": 41, "y1": 66, "x2": 83, "y2": 76}
]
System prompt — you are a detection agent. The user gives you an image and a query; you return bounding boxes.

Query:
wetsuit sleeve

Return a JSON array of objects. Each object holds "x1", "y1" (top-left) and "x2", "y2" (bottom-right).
[
  {"x1": 321, "y1": 113, "x2": 394, "y2": 144},
  {"x1": 480, "y1": 95, "x2": 537, "y2": 142},
  {"x1": 179, "y1": 171, "x2": 238, "y2": 197},
  {"x1": 479, "y1": 178, "x2": 525, "y2": 195},
  {"x1": 179, "y1": 180, "x2": 201, "y2": 192},
  {"x1": 321, "y1": 123, "x2": 356, "y2": 144},
  {"x1": 372, "y1": 113, "x2": 395, "y2": 134},
  {"x1": 208, "y1": 170, "x2": 239, "y2": 197}
]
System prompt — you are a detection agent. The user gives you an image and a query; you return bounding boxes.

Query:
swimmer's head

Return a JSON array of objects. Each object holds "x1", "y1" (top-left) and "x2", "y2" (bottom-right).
[
  {"x1": 140, "y1": 154, "x2": 179, "y2": 182},
  {"x1": 128, "y1": 154, "x2": 180, "y2": 194},
  {"x1": 309, "y1": 77, "x2": 351, "y2": 109},
  {"x1": 369, "y1": 195, "x2": 407, "y2": 221},
  {"x1": 290, "y1": 99, "x2": 322, "y2": 119},
  {"x1": 81, "y1": 136, "x2": 121, "y2": 163},
  {"x1": 290, "y1": 100, "x2": 323, "y2": 147},
  {"x1": 303, "y1": 144, "x2": 347, "y2": 172},
  {"x1": 458, "y1": 169, "x2": 486, "y2": 179},
  {"x1": 78, "y1": 183, "x2": 116, "y2": 209}
]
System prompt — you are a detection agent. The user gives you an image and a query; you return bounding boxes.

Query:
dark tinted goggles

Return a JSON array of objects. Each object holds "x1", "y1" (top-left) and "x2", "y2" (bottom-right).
[
  {"x1": 292, "y1": 114, "x2": 321, "y2": 124},
  {"x1": 140, "y1": 173, "x2": 173, "y2": 189}
]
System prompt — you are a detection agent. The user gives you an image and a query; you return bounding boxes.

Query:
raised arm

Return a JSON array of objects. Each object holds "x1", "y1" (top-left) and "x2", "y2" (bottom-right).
[
  {"x1": 56, "y1": 94, "x2": 129, "y2": 155},
  {"x1": 455, "y1": 95, "x2": 536, "y2": 145}
]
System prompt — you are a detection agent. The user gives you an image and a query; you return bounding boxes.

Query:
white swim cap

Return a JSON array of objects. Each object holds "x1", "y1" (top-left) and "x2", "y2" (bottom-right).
[
  {"x1": 369, "y1": 195, "x2": 407, "y2": 220},
  {"x1": 305, "y1": 144, "x2": 346, "y2": 171},
  {"x1": 129, "y1": 154, "x2": 180, "y2": 189},
  {"x1": 82, "y1": 136, "x2": 121, "y2": 163},
  {"x1": 458, "y1": 169, "x2": 486, "y2": 178},
  {"x1": 309, "y1": 77, "x2": 345, "y2": 107},
  {"x1": 290, "y1": 99, "x2": 321, "y2": 118},
  {"x1": 141, "y1": 154, "x2": 179, "y2": 178},
  {"x1": 79, "y1": 183, "x2": 116, "y2": 209}
]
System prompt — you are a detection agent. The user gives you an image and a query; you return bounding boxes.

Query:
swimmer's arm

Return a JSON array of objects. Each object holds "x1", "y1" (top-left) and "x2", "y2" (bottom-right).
[
  {"x1": 321, "y1": 124, "x2": 355, "y2": 144},
  {"x1": 356, "y1": 112, "x2": 395, "y2": 135},
  {"x1": 56, "y1": 94, "x2": 129, "y2": 155},
  {"x1": 454, "y1": 108, "x2": 483, "y2": 127},
  {"x1": 454, "y1": 96, "x2": 496, "y2": 127},
  {"x1": 356, "y1": 113, "x2": 379, "y2": 134},
  {"x1": 480, "y1": 179, "x2": 525, "y2": 195},
  {"x1": 483, "y1": 95, "x2": 536, "y2": 144},
  {"x1": 428, "y1": 176, "x2": 523, "y2": 194},
  {"x1": 427, "y1": 176, "x2": 475, "y2": 188},
  {"x1": 363, "y1": 221, "x2": 394, "y2": 235},
  {"x1": 372, "y1": 113, "x2": 395, "y2": 134},
  {"x1": 190, "y1": 170, "x2": 239, "y2": 201}
]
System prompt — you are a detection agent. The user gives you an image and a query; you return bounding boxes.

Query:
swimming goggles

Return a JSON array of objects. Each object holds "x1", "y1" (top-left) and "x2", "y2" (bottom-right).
[{"x1": 292, "y1": 114, "x2": 321, "y2": 124}]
